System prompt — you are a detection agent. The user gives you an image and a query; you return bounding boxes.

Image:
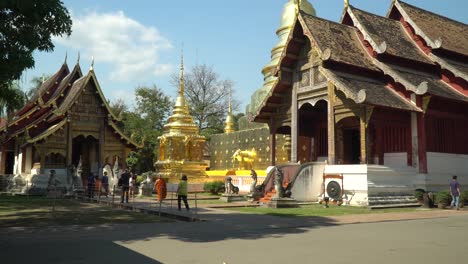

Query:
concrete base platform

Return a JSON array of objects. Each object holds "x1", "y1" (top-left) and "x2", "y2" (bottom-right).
[
  {"x1": 219, "y1": 194, "x2": 246, "y2": 202},
  {"x1": 266, "y1": 197, "x2": 299, "y2": 208}
]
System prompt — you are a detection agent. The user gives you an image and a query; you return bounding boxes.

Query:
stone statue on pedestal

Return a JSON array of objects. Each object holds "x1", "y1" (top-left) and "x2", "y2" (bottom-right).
[
  {"x1": 273, "y1": 167, "x2": 284, "y2": 199},
  {"x1": 250, "y1": 169, "x2": 258, "y2": 193},
  {"x1": 224, "y1": 176, "x2": 239, "y2": 194}
]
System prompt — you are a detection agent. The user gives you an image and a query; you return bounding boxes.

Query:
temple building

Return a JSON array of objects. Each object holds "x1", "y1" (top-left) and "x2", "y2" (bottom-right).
[
  {"x1": 250, "y1": 0, "x2": 467, "y2": 193},
  {"x1": 0, "y1": 58, "x2": 139, "y2": 189},
  {"x1": 154, "y1": 56, "x2": 208, "y2": 182}
]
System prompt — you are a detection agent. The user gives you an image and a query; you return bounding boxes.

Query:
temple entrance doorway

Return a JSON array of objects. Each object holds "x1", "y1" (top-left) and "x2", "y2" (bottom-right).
[
  {"x1": 337, "y1": 117, "x2": 361, "y2": 164},
  {"x1": 5, "y1": 151, "x2": 14, "y2": 174},
  {"x1": 72, "y1": 135, "x2": 99, "y2": 180},
  {"x1": 298, "y1": 100, "x2": 328, "y2": 162}
]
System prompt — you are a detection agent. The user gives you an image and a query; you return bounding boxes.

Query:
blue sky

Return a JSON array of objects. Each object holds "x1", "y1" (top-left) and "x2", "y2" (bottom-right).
[{"x1": 21, "y1": 0, "x2": 468, "y2": 112}]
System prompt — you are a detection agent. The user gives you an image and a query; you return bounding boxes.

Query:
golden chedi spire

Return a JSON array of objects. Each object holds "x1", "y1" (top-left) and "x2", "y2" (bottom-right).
[
  {"x1": 224, "y1": 89, "x2": 235, "y2": 133},
  {"x1": 247, "y1": 0, "x2": 315, "y2": 115},
  {"x1": 155, "y1": 51, "x2": 208, "y2": 182}
]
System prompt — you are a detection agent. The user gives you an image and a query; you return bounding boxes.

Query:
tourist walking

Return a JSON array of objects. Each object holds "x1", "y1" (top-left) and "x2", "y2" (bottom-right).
[
  {"x1": 155, "y1": 174, "x2": 167, "y2": 202},
  {"x1": 176, "y1": 175, "x2": 189, "y2": 211},
  {"x1": 100, "y1": 171, "x2": 109, "y2": 197},
  {"x1": 450, "y1": 175, "x2": 461, "y2": 210},
  {"x1": 119, "y1": 169, "x2": 131, "y2": 203},
  {"x1": 129, "y1": 173, "x2": 136, "y2": 199},
  {"x1": 87, "y1": 173, "x2": 95, "y2": 199}
]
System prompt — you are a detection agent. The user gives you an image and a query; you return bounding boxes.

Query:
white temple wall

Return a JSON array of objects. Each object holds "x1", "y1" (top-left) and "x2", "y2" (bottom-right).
[
  {"x1": 291, "y1": 162, "x2": 326, "y2": 202},
  {"x1": 424, "y1": 152, "x2": 468, "y2": 191},
  {"x1": 324, "y1": 165, "x2": 368, "y2": 206},
  {"x1": 383, "y1": 152, "x2": 409, "y2": 169}
]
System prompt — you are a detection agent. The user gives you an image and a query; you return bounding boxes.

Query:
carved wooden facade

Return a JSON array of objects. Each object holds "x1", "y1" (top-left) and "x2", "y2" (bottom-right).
[
  {"x1": 0, "y1": 62, "x2": 138, "y2": 177},
  {"x1": 253, "y1": 1, "x2": 468, "y2": 173}
]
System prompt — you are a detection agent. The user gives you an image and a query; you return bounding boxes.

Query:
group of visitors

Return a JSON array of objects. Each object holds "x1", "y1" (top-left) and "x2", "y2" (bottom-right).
[
  {"x1": 118, "y1": 170, "x2": 189, "y2": 210},
  {"x1": 86, "y1": 172, "x2": 109, "y2": 199}
]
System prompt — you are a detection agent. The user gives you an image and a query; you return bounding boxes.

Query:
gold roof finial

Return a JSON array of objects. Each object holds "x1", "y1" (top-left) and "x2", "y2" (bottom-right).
[
  {"x1": 90, "y1": 56, "x2": 94, "y2": 71},
  {"x1": 345, "y1": 0, "x2": 349, "y2": 8},
  {"x1": 179, "y1": 49, "x2": 185, "y2": 96},
  {"x1": 224, "y1": 87, "x2": 235, "y2": 133}
]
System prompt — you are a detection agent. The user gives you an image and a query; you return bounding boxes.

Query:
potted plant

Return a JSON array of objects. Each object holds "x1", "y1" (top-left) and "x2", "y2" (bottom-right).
[
  {"x1": 414, "y1": 188, "x2": 425, "y2": 203},
  {"x1": 435, "y1": 190, "x2": 451, "y2": 209},
  {"x1": 203, "y1": 181, "x2": 225, "y2": 195},
  {"x1": 459, "y1": 191, "x2": 468, "y2": 208}
]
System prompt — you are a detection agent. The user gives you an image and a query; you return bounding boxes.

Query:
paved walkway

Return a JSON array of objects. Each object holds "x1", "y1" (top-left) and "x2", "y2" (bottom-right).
[
  {"x1": 2, "y1": 195, "x2": 468, "y2": 264},
  {"x1": 86, "y1": 194, "x2": 468, "y2": 226}
]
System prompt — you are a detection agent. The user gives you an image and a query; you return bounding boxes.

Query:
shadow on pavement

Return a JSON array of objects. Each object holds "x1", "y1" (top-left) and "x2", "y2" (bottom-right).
[
  {"x1": 2, "y1": 208, "x2": 338, "y2": 243},
  {"x1": 0, "y1": 239, "x2": 163, "y2": 264}
]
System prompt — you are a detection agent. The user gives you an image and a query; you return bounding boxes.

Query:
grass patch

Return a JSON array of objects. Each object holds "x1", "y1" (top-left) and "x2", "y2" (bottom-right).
[
  {"x1": 226, "y1": 204, "x2": 419, "y2": 217},
  {"x1": 0, "y1": 195, "x2": 171, "y2": 228}
]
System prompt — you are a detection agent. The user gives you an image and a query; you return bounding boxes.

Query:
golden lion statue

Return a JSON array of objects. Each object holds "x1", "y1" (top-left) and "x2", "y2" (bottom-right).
[{"x1": 232, "y1": 148, "x2": 256, "y2": 170}]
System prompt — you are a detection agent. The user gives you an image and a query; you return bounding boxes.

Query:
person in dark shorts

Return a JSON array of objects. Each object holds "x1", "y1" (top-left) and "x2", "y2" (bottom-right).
[
  {"x1": 450, "y1": 175, "x2": 461, "y2": 210},
  {"x1": 176, "y1": 175, "x2": 189, "y2": 211},
  {"x1": 119, "y1": 169, "x2": 131, "y2": 203}
]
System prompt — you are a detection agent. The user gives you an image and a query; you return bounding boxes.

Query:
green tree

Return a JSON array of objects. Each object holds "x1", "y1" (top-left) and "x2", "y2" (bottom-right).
[
  {"x1": 111, "y1": 85, "x2": 172, "y2": 173},
  {"x1": 0, "y1": 0, "x2": 72, "y2": 91},
  {"x1": 25, "y1": 75, "x2": 51, "y2": 101},
  {"x1": 0, "y1": 81, "x2": 26, "y2": 117},
  {"x1": 171, "y1": 64, "x2": 240, "y2": 137}
]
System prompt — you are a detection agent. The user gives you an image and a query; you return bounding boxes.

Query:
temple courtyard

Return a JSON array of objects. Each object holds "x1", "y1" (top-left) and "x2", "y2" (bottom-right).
[{"x1": 1, "y1": 196, "x2": 467, "y2": 264}]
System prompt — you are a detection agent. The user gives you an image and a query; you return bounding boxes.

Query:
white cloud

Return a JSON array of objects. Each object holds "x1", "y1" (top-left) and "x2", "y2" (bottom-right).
[{"x1": 54, "y1": 11, "x2": 173, "y2": 81}]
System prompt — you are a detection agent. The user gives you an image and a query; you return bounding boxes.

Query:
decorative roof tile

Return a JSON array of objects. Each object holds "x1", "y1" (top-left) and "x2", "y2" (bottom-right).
[
  {"x1": 348, "y1": 6, "x2": 433, "y2": 65},
  {"x1": 299, "y1": 12, "x2": 379, "y2": 72},
  {"x1": 396, "y1": 1, "x2": 468, "y2": 56}
]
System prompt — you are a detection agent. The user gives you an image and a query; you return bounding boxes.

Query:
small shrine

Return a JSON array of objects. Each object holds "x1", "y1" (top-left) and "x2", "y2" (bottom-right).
[{"x1": 154, "y1": 55, "x2": 208, "y2": 182}]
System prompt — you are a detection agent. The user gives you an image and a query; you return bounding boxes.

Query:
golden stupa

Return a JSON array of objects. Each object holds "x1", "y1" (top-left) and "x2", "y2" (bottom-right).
[
  {"x1": 224, "y1": 91, "x2": 235, "y2": 133},
  {"x1": 247, "y1": 0, "x2": 315, "y2": 115},
  {"x1": 154, "y1": 54, "x2": 208, "y2": 182}
]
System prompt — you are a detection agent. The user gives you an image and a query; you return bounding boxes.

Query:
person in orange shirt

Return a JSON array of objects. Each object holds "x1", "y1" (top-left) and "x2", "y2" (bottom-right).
[{"x1": 154, "y1": 174, "x2": 167, "y2": 202}]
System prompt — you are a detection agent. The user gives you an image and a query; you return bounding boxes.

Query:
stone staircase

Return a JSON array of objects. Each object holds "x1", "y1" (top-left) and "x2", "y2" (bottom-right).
[
  {"x1": 368, "y1": 195, "x2": 421, "y2": 209},
  {"x1": 259, "y1": 190, "x2": 276, "y2": 203}
]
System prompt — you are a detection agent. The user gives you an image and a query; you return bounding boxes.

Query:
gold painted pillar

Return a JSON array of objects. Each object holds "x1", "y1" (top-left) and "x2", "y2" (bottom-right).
[
  {"x1": 271, "y1": 131, "x2": 276, "y2": 166},
  {"x1": 360, "y1": 106, "x2": 373, "y2": 164},
  {"x1": 360, "y1": 113, "x2": 367, "y2": 164},
  {"x1": 327, "y1": 82, "x2": 336, "y2": 164}
]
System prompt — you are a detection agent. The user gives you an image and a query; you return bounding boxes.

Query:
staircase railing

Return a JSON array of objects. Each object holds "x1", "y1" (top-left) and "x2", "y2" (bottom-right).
[{"x1": 255, "y1": 163, "x2": 302, "y2": 198}]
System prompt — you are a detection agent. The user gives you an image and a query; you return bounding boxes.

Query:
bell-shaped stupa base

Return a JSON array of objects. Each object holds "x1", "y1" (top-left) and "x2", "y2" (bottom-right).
[{"x1": 155, "y1": 160, "x2": 208, "y2": 183}]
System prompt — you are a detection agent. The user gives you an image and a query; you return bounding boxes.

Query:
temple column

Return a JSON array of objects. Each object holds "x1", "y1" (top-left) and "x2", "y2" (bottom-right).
[
  {"x1": 39, "y1": 150, "x2": 45, "y2": 174},
  {"x1": 66, "y1": 122, "x2": 72, "y2": 167},
  {"x1": 291, "y1": 82, "x2": 298, "y2": 163},
  {"x1": 327, "y1": 83, "x2": 336, "y2": 164},
  {"x1": 360, "y1": 109, "x2": 367, "y2": 164},
  {"x1": 410, "y1": 94, "x2": 419, "y2": 167},
  {"x1": 360, "y1": 106, "x2": 373, "y2": 164},
  {"x1": 99, "y1": 121, "x2": 105, "y2": 176},
  {"x1": 270, "y1": 131, "x2": 276, "y2": 166},
  {"x1": 0, "y1": 145, "x2": 5, "y2": 174},
  {"x1": 417, "y1": 96, "x2": 429, "y2": 174}
]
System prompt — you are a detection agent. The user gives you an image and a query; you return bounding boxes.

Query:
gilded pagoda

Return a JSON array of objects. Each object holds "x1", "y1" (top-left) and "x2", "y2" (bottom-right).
[
  {"x1": 154, "y1": 55, "x2": 208, "y2": 182},
  {"x1": 210, "y1": 0, "x2": 315, "y2": 170}
]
